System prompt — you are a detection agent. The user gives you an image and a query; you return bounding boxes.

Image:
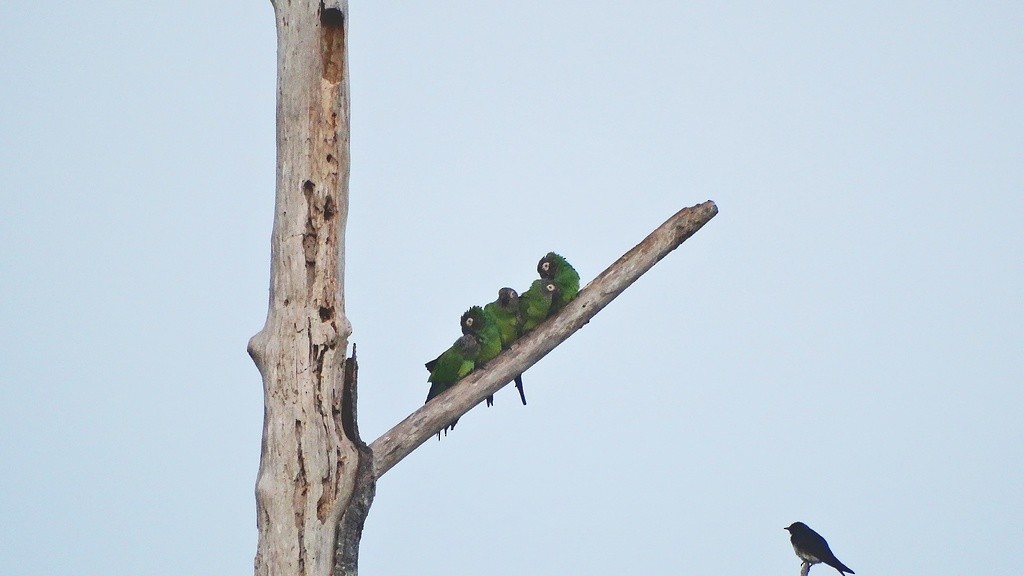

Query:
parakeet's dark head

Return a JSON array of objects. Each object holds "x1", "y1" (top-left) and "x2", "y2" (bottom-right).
[
  {"x1": 541, "y1": 280, "x2": 560, "y2": 300},
  {"x1": 537, "y1": 253, "x2": 557, "y2": 279},
  {"x1": 497, "y1": 287, "x2": 519, "y2": 308},
  {"x1": 454, "y1": 333, "x2": 480, "y2": 356},
  {"x1": 460, "y1": 306, "x2": 488, "y2": 335},
  {"x1": 537, "y1": 252, "x2": 569, "y2": 279}
]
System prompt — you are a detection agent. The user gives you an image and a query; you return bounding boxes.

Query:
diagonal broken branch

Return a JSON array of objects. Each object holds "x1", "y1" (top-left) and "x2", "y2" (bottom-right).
[{"x1": 369, "y1": 200, "x2": 718, "y2": 478}]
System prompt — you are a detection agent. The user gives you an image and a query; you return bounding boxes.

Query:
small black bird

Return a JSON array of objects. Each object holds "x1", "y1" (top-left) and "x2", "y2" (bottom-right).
[{"x1": 785, "y1": 522, "x2": 855, "y2": 575}]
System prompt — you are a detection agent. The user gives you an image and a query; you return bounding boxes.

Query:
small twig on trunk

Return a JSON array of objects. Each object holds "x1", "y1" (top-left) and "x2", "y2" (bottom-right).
[{"x1": 369, "y1": 200, "x2": 718, "y2": 478}]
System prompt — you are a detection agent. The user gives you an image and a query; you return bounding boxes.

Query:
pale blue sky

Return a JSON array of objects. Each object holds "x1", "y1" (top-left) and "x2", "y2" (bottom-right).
[{"x1": 2, "y1": 2, "x2": 1022, "y2": 575}]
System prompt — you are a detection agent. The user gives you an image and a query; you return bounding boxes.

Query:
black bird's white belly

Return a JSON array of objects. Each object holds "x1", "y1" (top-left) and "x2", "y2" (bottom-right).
[{"x1": 792, "y1": 544, "x2": 820, "y2": 564}]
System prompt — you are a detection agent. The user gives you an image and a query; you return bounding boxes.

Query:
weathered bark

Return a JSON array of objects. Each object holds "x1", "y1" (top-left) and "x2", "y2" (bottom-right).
[
  {"x1": 370, "y1": 200, "x2": 718, "y2": 478},
  {"x1": 332, "y1": 345, "x2": 374, "y2": 575},
  {"x1": 248, "y1": 2, "x2": 371, "y2": 576}
]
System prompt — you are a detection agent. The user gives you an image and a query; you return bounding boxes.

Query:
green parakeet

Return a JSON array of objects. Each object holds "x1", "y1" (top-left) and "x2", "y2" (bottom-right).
[
  {"x1": 461, "y1": 306, "x2": 502, "y2": 364},
  {"x1": 483, "y1": 287, "x2": 528, "y2": 405},
  {"x1": 460, "y1": 306, "x2": 502, "y2": 407},
  {"x1": 483, "y1": 287, "x2": 522, "y2": 349},
  {"x1": 537, "y1": 252, "x2": 580, "y2": 311},
  {"x1": 519, "y1": 278, "x2": 560, "y2": 333},
  {"x1": 425, "y1": 333, "x2": 479, "y2": 435}
]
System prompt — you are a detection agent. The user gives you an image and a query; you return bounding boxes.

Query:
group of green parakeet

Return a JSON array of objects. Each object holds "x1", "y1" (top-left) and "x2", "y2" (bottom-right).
[{"x1": 425, "y1": 252, "x2": 581, "y2": 434}]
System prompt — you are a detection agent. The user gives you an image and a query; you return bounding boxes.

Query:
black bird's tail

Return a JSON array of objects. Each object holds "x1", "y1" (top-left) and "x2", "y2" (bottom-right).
[{"x1": 828, "y1": 560, "x2": 854, "y2": 575}]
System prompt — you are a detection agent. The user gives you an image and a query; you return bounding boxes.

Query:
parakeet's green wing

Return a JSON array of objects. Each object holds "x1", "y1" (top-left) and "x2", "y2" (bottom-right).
[
  {"x1": 519, "y1": 279, "x2": 559, "y2": 333},
  {"x1": 538, "y1": 252, "x2": 580, "y2": 310},
  {"x1": 483, "y1": 287, "x2": 522, "y2": 349},
  {"x1": 425, "y1": 334, "x2": 479, "y2": 436},
  {"x1": 462, "y1": 306, "x2": 503, "y2": 365},
  {"x1": 483, "y1": 288, "x2": 528, "y2": 405},
  {"x1": 426, "y1": 334, "x2": 479, "y2": 402},
  {"x1": 460, "y1": 305, "x2": 503, "y2": 406}
]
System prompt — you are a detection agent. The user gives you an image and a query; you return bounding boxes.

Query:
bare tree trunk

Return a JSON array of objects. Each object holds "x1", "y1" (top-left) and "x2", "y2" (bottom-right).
[{"x1": 248, "y1": 2, "x2": 371, "y2": 576}]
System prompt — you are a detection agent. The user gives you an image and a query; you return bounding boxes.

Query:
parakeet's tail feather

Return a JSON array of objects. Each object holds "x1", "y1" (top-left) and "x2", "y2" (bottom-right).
[
  {"x1": 424, "y1": 356, "x2": 439, "y2": 373},
  {"x1": 425, "y1": 385, "x2": 438, "y2": 403},
  {"x1": 514, "y1": 374, "x2": 527, "y2": 405}
]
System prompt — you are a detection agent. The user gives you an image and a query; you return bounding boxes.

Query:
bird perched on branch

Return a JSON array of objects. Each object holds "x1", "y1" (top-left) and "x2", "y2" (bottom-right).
[
  {"x1": 484, "y1": 288, "x2": 527, "y2": 405},
  {"x1": 484, "y1": 287, "x2": 521, "y2": 349},
  {"x1": 785, "y1": 522, "x2": 855, "y2": 576},
  {"x1": 537, "y1": 252, "x2": 580, "y2": 312},
  {"x1": 421, "y1": 252, "x2": 576, "y2": 428},
  {"x1": 519, "y1": 278, "x2": 560, "y2": 333},
  {"x1": 426, "y1": 306, "x2": 504, "y2": 406},
  {"x1": 425, "y1": 334, "x2": 479, "y2": 436},
  {"x1": 458, "y1": 306, "x2": 502, "y2": 407}
]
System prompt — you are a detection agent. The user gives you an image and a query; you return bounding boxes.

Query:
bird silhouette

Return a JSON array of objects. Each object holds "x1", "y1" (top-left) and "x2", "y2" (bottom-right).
[{"x1": 785, "y1": 522, "x2": 855, "y2": 576}]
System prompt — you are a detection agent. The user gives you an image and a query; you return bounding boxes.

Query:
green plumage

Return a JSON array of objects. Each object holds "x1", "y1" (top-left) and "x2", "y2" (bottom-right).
[
  {"x1": 421, "y1": 253, "x2": 577, "y2": 427},
  {"x1": 461, "y1": 306, "x2": 502, "y2": 365},
  {"x1": 519, "y1": 279, "x2": 560, "y2": 333},
  {"x1": 483, "y1": 287, "x2": 522, "y2": 349},
  {"x1": 426, "y1": 334, "x2": 479, "y2": 402},
  {"x1": 461, "y1": 306, "x2": 503, "y2": 407},
  {"x1": 538, "y1": 252, "x2": 580, "y2": 311},
  {"x1": 482, "y1": 288, "x2": 528, "y2": 405},
  {"x1": 425, "y1": 333, "x2": 479, "y2": 435}
]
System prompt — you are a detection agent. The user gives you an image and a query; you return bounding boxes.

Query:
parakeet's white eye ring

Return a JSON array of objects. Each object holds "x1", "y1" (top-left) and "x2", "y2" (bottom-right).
[
  {"x1": 546, "y1": 283, "x2": 557, "y2": 292},
  {"x1": 541, "y1": 262, "x2": 551, "y2": 272},
  {"x1": 465, "y1": 317, "x2": 474, "y2": 326}
]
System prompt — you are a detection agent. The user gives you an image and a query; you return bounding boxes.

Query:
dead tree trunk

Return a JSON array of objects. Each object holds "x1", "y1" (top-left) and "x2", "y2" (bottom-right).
[{"x1": 248, "y1": 2, "x2": 371, "y2": 576}]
